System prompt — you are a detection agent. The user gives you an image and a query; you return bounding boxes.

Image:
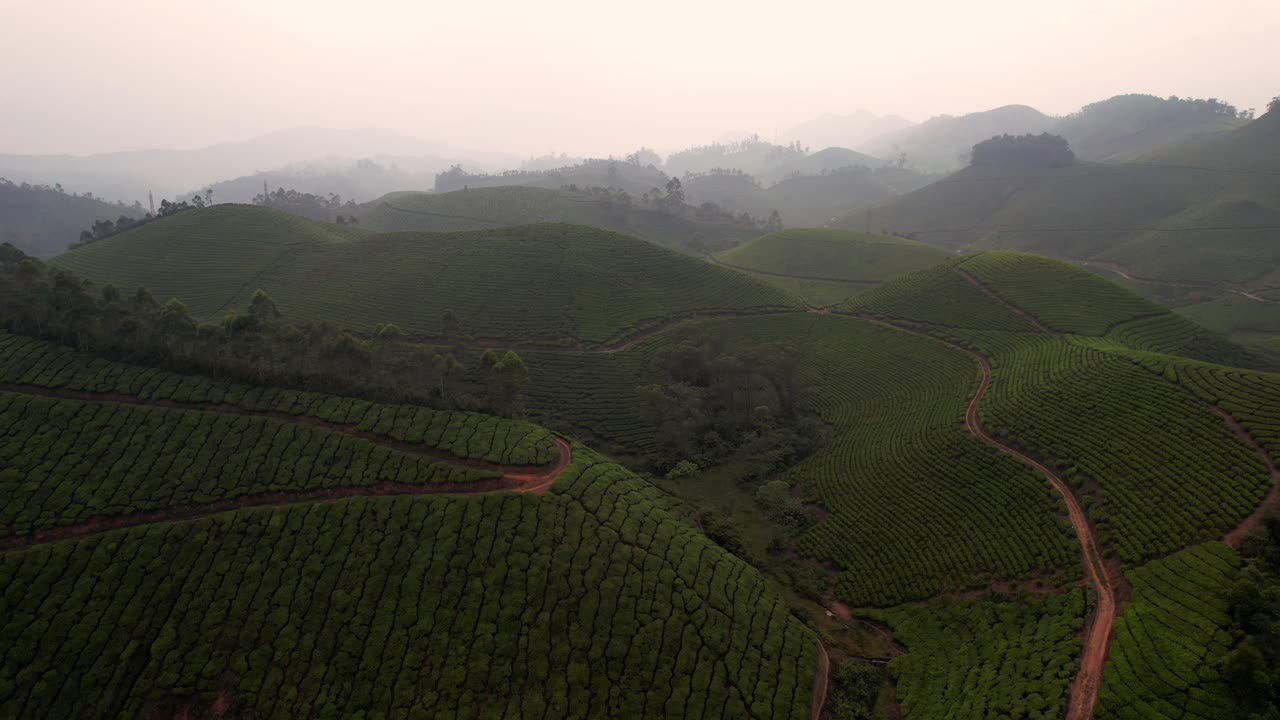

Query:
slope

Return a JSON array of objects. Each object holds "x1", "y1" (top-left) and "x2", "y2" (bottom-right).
[
  {"x1": 713, "y1": 228, "x2": 953, "y2": 305},
  {"x1": 360, "y1": 185, "x2": 761, "y2": 254},
  {"x1": 53, "y1": 206, "x2": 799, "y2": 345},
  {"x1": 862, "y1": 105, "x2": 1055, "y2": 172},
  {"x1": 51, "y1": 204, "x2": 358, "y2": 318},
  {"x1": 0, "y1": 334, "x2": 820, "y2": 719}
]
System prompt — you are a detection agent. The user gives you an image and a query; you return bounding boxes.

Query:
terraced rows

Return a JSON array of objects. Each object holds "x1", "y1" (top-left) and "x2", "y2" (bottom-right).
[
  {"x1": 0, "y1": 333, "x2": 556, "y2": 465},
  {"x1": 1104, "y1": 313, "x2": 1262, "y2": 368},
  {"x1": 0, "y1": 449, "x2": 818, "y2": 719},
  {"x1": 872, "y1": 590, "x2": 1086, "y2": 720},
  {"x1": 959, "y1": 252, "x2": 1162, "y2": 336},
  {"x1": 841, "y1": 259, "x2": 1040, "y2": 332},
  {"x1": 1095, "y1": 543, "x2": 1244, "y2": 720},
  {"x1": 977, "y1": 337, "x2": 1270, "y2": 563},
  {"x1": 0, "y1": 391, "x2": 501, "y2": 539}
]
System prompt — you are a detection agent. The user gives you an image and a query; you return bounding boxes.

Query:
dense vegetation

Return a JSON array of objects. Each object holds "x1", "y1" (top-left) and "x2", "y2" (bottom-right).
[
  {"x1": 639, "y1": 330, "x2": 820, "y2": 474},
  {"x1": 520, "y1": 312, "x2": 1078, "y2": 605},
  {"x1": 873, "y1": 591, "x2": 1086, "y2": 719},
  {"x1": 51, "y1": 210, "x2": 798, "y2": 346},
  {"x1": 970, "y1": 134, "x2": 1075, "y2": 169},
  {"x1": 0, "y1": 448, "x2": 819, "y2": 719},
  {"x1": 1096, "y1": 542, "x2": 1245, "y2": 719}
]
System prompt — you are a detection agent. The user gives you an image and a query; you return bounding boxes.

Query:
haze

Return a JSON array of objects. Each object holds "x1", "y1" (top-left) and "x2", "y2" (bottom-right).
[{"x1": 3, "y1": 0, "x2": 1278, "y2": 157}]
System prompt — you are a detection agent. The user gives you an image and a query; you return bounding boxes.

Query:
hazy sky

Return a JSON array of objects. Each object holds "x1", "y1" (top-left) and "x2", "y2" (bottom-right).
[{"x1": 3, "y1": 0, "x2": 1278, "y2": 157}]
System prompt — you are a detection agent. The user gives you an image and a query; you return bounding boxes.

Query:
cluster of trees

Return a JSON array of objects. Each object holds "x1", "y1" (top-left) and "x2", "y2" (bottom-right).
[
  {"x1": 970, "y1": 133, "x2": 1075, "y2": 169},
  {"x1": 1226, "y1": 514, "x2": 1280, "y2": 716},
  {"x1": 639, "y1": 331, "x2": 820, "y2": 476},
  {"x1": 0, "y1": 244, "x2": 528, "y2": 416},
  {"x1": 251, "y1": 186, "x2": 360, "y2": 222},
  {"x1": 73, "y1": 194, "x2": 205, "y2": 247}
]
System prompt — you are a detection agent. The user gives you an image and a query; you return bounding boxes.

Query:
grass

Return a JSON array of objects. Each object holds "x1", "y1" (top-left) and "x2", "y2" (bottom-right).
[{"x1": 53, "y1": 207, "x2": 799, "y2": 345}]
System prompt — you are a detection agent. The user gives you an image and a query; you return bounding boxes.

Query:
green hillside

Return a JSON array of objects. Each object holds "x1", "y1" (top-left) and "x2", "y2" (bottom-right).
[
  {"x1": 714, "y1": 228, "x2": 952, "y2": 305},
  {"x1": 361, "y1": 186, "x2": 763, "y2": 254},
  {"x1": 53, "y1": 206, "x2": 798, "y2": 345},
  {"x1": 842, "y1": 108, "x2": 1280, "y2": 297},
  {"x1": 0, "y1": 334, "x2": 819, "y2": 719}
]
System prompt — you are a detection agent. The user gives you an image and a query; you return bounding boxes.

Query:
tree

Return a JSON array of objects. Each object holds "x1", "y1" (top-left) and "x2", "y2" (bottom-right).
[
  {"x1": 1270, "y1": 96, "x2": 1280, "y2": 114},
  {"x1": 971, "y1": 133, "x2": 1074, "y2": 169},
  {"x1": 664, "y1": 177, "x2": 685, "y2": 207},
  {"x1": 248, "y1": 289, "x2": 280, "y2": 322},
  {"x1": 434, "y1": 352, "x2": 463, "y2": 400},
  {"x1": 442, "y1": 310, "x2": 462, "y2": 342},
  {"x1": 765, "y1": 210, "x2": 783, "y2": 233},
  {"x1": 489, "y1": 350, "x2": 529, "y2": 417}
]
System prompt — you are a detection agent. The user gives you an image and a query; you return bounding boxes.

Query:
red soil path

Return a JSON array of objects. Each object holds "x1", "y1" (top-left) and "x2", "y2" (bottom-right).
[
  {"x1": 811, "y1": 641, "x2": 830, "y2": 720},
  {"x1": 955, "y1": 268, "x2": 1060, "y2": 335},
  {"x1": 1217, "y1": 407, "x2": 1280, "y2": 548},
  {"x1": 0, "y1": 381, "x2": 574, "y2": 550},
  {"x1": 0, "y1": 382, "x2": 561, "y2": 477},
  {"x1": 851, "y1": 313, "x2": 1114, "y2": 720}
]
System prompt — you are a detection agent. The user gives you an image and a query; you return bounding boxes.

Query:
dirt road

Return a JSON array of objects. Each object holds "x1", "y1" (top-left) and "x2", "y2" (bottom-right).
[{"x1": 853, "y1": 314, "x2": 1115, "y2": 720}]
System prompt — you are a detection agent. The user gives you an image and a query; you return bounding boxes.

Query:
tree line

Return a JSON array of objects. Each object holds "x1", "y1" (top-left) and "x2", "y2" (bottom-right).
[{"x1": 0, "y1": 244, "x2": 529, "y2": 417}]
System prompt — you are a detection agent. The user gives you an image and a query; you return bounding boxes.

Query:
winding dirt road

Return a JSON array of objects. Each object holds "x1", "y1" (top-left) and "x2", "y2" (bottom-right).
[
  {"x1": 0, "y1": 382, "x2": 574, "y2": 550},
  {"x1": 852, "y1": 314, "x2": 1114, "y2": 720},
  {"x1": 1217, "y1": 408, "x2": 1280, "y2": 548}
]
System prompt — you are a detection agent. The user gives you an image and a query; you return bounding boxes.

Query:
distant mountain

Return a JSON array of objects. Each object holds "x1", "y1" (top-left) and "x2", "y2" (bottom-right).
[
  {"x1": 0, "y1": 179, "x2": 145, "y2": 257},
  {"x1": 206, "y1": 157, "x2": 440, "y2": 205},
  {"x1": 783, "y1": 110, "x2": 912, "y2": 153},
  {"x1": 861, "y1": 105, "x2": 1055, "y2": 172},
  {"x1": 0, "y1": 127, "x2": 513, "y2": 204},
  {"x1": 1055, "y1": 94, "x2": 1247, "y2": 163},
  {"x1": 840, "y1": 106, "x2": 1280, "y2": 291},
  {"x1": 859, "y1": 95, "x2": 1252, "y2": 173}
]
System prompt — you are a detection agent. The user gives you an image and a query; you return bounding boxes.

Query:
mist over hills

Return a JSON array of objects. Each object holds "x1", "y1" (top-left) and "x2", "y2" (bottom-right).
[{"x1": 0, "y1": 127, "x2": 514, "y2": 204}]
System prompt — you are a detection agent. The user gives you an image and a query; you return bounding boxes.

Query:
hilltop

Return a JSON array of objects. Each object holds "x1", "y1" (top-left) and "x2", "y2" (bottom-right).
[
  {"x1": 713, "y1": 228, "x2": 953, "y2": 305},
  {"x1": 52, "y1": 205, "x2": 798, "y2": 345},
  {"x1": 359, "y1": 185, "x2": 764, "y2": 254},
  {"x1": 862, "y1": 105, "x2": 1055, "y2": 171},
  {"x1": 1055, "y1": 94, "x2": 1247, "y2": 163}
]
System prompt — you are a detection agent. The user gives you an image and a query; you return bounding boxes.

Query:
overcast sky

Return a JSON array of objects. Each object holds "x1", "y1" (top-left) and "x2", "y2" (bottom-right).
[{"x1": 3, "y1": 0, "x2": 1277, "y2": 157}]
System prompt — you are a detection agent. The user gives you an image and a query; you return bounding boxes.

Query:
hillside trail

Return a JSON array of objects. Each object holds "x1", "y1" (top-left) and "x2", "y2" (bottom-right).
[
  {"x1": 1217, "y1": 408, "x2": 1280, "y2": 547},
  {"x1": 1081, "y1": 260, "x2": 1277, "y2": 305},
  {"x1": 955, "y1": 268, "x2": 1061, "y2": 334},
  {"x1": 848, "y1": 313, "x2": 1114, "y2": 720},
  {"x1": 0, "y1": 383, "x2": 574, "y2": 550},
  {"x1": 811, "y1": 640, "x2": 830, "y2": 720}
]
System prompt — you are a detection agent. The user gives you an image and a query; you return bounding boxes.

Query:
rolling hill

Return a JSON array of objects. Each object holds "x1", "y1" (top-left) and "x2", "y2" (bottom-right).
[
  {"x1": 517, "y1": 249, "x2": 1280, "y2": 716},
  {"x1": 52, "y1": 205, "x2": 799, "y2": 345},
  {"x1": 0, "y1": 332, "x2": 818, "y2": 719},
  {"x1": 712, "y1": 228, "x2": 953, "y2": 305},
  {"x1": 359, "y1": 185, "x2": 763, "y2": 254}
]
